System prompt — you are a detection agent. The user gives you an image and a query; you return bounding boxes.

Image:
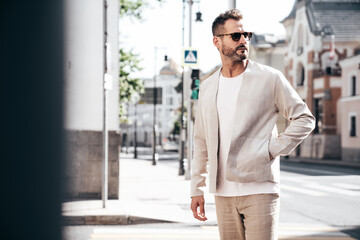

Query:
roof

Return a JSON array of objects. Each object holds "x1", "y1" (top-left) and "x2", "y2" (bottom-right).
[
  {"x1": 250, "y1": 33, "x2": 285, "y2": 48},
  {"x1": 306, "y1": 0, "x2": 360, "y2": 42},
  {"x1": 281, "y1": 0, "x2": 298, "y2": 23},
  {"x1": 338, "y1": 53, "x2": 360, "y2": 67},
  {"x1": 159, "y1": 59, "x2": 182, "y2": 76}
]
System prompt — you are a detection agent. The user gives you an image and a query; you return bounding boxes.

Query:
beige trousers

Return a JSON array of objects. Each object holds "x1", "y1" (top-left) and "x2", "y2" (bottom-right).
[{"x1": 215, "y1": 194, "x2": 280, "y2": 240}]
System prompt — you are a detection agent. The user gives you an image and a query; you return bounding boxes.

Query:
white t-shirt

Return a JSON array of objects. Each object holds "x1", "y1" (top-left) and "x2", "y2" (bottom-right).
[{"x1": 215, "y1": 72, "x2": 280, "y2": 197}]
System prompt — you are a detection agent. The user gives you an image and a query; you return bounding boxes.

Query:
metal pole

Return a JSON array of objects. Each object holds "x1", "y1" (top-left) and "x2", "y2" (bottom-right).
[
  {"x1": 125, "y1": 104, "x2": 129, "y2": 154},
  {"x1": 182, "y1": 0, "x2": 185, "y2": 47},
  {"x1": 152, "y1": 47, "x2": 158, "y2": 165},
  {"x1": 134, "y1": 102, "x2": 138, "y2": 159},
  {"x1": 179, "y1": 0, "x2": 186, "y2": 175},
  {"x1": 189, "y1": 0, "x2": 192, "y2": 47},
  {"x1": 179, "y1": 68, "x2": 185, "y2": 175},
  {"x1": 102, "y1": 0, "x2": 108, "y2": 209},
  {"x1": 186, "y1": 0, "x2": 193, "y2": 175},
  {"x1": 228, "y1": 0, "x2": 236, "y2": 9},
  {"x1": 186, "y1": 74, "x2": 192, "y2": 176}
]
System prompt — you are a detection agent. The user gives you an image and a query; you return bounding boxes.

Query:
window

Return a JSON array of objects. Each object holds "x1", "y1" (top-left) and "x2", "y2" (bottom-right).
[
  {"x1": 306, "y1": 28, "x2": 309, "y2": 46},
  {"x1": 166, "y1": 97, "x2": 173, "y2": 105},
  {"x1": 166, "y1": 86, "x2": 172, "y2": 94},
  {"x1": 297, "y1": 25, "x2": 303, "y2": 48},
  {"x1": 314, "y1": 98, "x2": 323, "y2": 134},
  {"x1": 140, "y1": 87, "x2": 163, "y2": 104},
  {"x1": 351, "y1": 76, "x2": 356, "y2": 96},
  {"x1": 350, "y1": 116, "x2": 356, "y2": 137},
  {"x1": 297, "y1": 63, "x2": 305, "y2": 86},
  {"x1": 300, "y1": 67, "x2": 305, "y2": 86},
  {"x1": 296, "y1": 25, "x2": 304, "y2": 56}
]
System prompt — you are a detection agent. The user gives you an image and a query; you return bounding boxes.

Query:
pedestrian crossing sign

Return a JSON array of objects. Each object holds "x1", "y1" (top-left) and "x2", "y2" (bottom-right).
[{"x1": 182, "y1": 48, "x2": 198, "y2": 66}]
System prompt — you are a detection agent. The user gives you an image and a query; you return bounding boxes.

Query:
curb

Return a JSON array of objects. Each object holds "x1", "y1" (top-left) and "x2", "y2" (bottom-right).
[
  {"x1": 62, "y1": 215, "x2": 174, "y2": 226},
  {"x1": 282, "y1": 157, "x2": 360, "y2": 168}
]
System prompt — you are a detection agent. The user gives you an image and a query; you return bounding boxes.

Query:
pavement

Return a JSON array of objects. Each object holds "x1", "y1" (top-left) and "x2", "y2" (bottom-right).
[
  {"x1": 62, "y1": 150, "x2": 360, "y2": 239},
  {"x1": 282, "y1": 156, "x2": 360, "y2": 168},
  {"x1": 63, "y1": 151, "x2": 208, "y2": 226}
]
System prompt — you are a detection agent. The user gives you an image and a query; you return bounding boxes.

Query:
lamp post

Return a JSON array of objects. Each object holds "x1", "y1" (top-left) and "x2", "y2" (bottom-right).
[
  {"x1": 179, "y1": 0, "x2": 186, "y2": 175},
  {"x1": 134, "y1": 101, "x2": 138, "y2": 159},
  {"x1": 152, "y1": 47, "x2": 159, "y2": 166},
  {"x1": 228, "y1": 0, "x2": 236, "y2": 9},
  {"x1": 179, "y1": 0, "x2": 202, "y2": 176},
  {"x1": 102, "y1": 0, "x2": 108, "y2": 209},
  {"x1": 152, "y1": 47, "x2": 167, "y2": 166}
]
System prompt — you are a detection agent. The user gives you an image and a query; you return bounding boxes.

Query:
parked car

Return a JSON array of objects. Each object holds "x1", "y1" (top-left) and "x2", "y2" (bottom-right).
[{"x1": 162, "y1": 141, "x2": 179, "y2": 152}]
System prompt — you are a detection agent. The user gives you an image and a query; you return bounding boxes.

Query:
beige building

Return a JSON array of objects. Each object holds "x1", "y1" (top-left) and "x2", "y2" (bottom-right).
[
  {"x1": 338, "y1": 55, "x2": 360, "y2": 162},
  {"x1": 281, "y1": 0, "x2": 360, "y2": 159},
  {"x1": 250, "y1": 34, "x2": 286, "y2": 73},
  {"x1": 250, "y1": 34, "x2": 288, "y2": 133},
  {"x1": 123, "y1": 59, "x2": 182, "y2": 148}
]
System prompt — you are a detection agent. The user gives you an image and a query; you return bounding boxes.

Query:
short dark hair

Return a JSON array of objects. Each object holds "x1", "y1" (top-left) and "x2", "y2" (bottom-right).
[{"x1": 212, "y1": 9, "x2": 243, "y2": 36}]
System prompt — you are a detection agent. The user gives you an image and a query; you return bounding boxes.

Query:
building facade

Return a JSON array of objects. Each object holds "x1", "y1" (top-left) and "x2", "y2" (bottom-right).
[
  {"x1": 250, "y1": 34, "x2": 288, "y2": 133},
  {"x1": 123, "y1": 59, "x2": 182, "y2": 148},
  {"x1": 338, "y1": 55, "x2": 360, "y2": 162},
  {"x1": 64, "y1": 0, "x2": 121, "y2": 199},
  {"x1": 281, "y1": 0, "x2": 360, "y2": 159}
]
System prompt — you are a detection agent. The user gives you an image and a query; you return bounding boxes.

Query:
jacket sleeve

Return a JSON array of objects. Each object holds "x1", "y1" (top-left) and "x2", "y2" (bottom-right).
[
  {"x1": 191, "y1": 92, "x2": 209, "y2": 197},
  {"x1": 269, "y1": 71, "x2": 315, "y2": 157}
]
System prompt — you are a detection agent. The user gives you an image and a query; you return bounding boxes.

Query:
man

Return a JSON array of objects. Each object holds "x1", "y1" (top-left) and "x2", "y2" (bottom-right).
[{"x1": 190, "y1": 9, "x2": 315, "y2": 240}]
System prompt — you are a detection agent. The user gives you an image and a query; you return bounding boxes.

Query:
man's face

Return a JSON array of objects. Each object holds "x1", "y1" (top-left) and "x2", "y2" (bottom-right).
[{"x1": 215, "y1": 19, "x2": 250, "y2": 62}]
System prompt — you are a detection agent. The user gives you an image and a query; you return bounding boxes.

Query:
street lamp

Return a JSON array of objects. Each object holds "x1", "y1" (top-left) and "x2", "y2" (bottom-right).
[
  {"x1": 152, "y1": 47, "x2": 167, "y2": 166},
  {"x1": 195, "y1": 12, "x2": 203, "y2": 22},
  {"x1": 179, "y1": 0, "x2": 202, "y2": 176},
  {"x1": 134, "y1": 100, "x2": 138, "y2": 159}
]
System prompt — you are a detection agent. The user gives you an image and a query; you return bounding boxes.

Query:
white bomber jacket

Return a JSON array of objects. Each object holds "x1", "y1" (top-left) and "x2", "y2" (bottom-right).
[{"x1": 191, "y1": 60, "x2": 315, "y2": 197}]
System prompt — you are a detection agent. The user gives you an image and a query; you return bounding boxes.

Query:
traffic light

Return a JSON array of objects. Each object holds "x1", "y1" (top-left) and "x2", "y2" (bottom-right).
[{"x1": 191, "y1": 69, "x2": 200, "y2": 100}]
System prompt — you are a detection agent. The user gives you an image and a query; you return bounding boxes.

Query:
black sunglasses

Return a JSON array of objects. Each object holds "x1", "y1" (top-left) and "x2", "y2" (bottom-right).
[{"x1": 216, "y1": 32, "x2": 253, "y2": 41}]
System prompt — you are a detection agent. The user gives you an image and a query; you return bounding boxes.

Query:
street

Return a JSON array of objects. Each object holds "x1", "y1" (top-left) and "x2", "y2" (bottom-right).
[
  {"x1": 63, "y1": 150, "x2": 360, "y2": 240},
  {"x1": 279, "y1": 161, "x2": 360, "y2": 228}
]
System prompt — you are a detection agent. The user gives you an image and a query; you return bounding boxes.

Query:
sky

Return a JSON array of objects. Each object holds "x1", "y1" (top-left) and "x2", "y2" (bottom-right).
[{"x1": 119, "y1": 0, "x2": 296, "y2": 78}]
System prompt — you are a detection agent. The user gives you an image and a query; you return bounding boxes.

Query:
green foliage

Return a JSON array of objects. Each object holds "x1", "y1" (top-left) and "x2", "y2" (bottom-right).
[
  {"x1": 119, "y1": 0, "x2": 163, "y2": 20},
  {"x1": 119, "y1": 49, "x2": 144, "y2": 102},
  {"x1": 118, "y1": 0, "x2": 163, "y2": 123},
  {"x1": 119, "y1": 0, "x2": 146, "y2": 20},
  {"x1": 119, "y1": 49, "x2": 144, "y2": 123},
  {"x1": 174, "y1": 80, "x2": 182, "y2": 93},
  {"x1": 171, "y1": 118, "x2": 180, "y2": 136},
  {"x1": 119, "y1": 103, "x2": 129, "y2": 124},
  {"x1": 170, "y1": 106, "x2": 187, "y2": 136}
]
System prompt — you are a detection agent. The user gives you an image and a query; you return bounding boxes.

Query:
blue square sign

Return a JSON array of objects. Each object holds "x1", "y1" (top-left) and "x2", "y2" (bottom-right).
[{"x1": 183, "y1": 48, "x2": 198, "y2": 66}]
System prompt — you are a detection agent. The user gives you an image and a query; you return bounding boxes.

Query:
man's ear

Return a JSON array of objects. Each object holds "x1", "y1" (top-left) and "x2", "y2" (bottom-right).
[{"x1": 213, "y1": 36, "x2": 220, "y2": 50}]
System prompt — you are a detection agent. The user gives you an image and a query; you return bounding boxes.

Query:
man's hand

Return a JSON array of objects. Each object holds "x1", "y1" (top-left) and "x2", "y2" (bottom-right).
[
  {"x1": 269, "y1": 152, "x2": 274, "y2": 161},
  {"x1": 190, "y1": 196, "x2": 208, "y2": 221}
]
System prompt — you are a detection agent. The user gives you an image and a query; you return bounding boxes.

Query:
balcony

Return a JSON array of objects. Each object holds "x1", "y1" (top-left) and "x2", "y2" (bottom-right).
[{"x1": 313, "y1": 67, "x2": 341, "y2": 78}]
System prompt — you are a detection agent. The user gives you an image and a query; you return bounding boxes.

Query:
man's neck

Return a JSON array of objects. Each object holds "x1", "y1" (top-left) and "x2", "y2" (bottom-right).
[{"x1": 221, "y1": 59, "x2": 248, "y2": 78}]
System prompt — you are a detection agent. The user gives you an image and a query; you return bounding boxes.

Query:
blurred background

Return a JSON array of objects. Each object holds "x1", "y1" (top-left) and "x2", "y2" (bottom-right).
[{"x1": 2, "y1": 0, "x2": 360, "y2": 239}]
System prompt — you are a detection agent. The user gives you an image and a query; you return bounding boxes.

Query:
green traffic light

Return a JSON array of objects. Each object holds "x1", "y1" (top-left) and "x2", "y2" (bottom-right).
[{"x1": 191, "y1": 90, "x2": 199, "y2": 100}]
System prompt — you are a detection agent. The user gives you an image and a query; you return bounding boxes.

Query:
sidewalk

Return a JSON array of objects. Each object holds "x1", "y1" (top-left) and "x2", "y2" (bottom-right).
[
  {"x1": 282, "y1": 156, "x2": 360, "y2": 168},
  {"x1": 62, "y1": 153, "x2": 358, "y2": 239},
  {"x1": 62, "y1": 152, "x2": 215, "y2": 225}
]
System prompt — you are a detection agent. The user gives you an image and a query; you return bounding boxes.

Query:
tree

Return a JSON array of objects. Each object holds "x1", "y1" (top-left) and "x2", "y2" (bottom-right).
[
  {"x1": 120, "y1": 0, "x2": 147, "y2": 19},
  {"x1": 119, "y1": 0, "x2": 163, "y2": 19},
  {"x1": 119, "y1": 49, "x2": 144, "y2": 123},
  {"x1": 118, "y1": 0, "x2": 163, "y2": 123}
]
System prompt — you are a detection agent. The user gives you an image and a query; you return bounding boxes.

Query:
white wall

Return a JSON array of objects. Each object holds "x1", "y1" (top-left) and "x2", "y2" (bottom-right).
[
  {"x1": 125, "y1": 74, "x2": 182, "y2": 145},
  {"x1": 64, "y1": 0, "x2": 119, "y2": 131},
  {"x1": 107, "y1": 0, "x2": 120, "y2": 130}
]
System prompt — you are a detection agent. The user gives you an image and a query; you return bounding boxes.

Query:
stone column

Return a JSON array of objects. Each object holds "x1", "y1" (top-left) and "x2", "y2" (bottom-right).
[{"x1": 64, "y1": 0, "x2": 120, "y2": 199}]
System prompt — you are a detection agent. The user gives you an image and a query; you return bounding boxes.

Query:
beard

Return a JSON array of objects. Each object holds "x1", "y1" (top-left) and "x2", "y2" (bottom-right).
[{"x1": 221, "y1": 44, "x2": 248, "y2": 62}]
